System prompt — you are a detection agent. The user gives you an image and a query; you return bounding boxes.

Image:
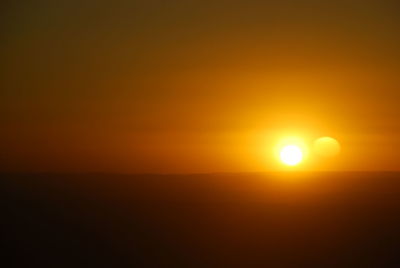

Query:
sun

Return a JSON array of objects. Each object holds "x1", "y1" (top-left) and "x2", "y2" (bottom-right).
[
  {"x1": 272, "y1": 135, "x2": 340, "y2": 168},
  {"x1": 279, "y1": 145, "x2": 304, "y2": 166},
  {"x1": 274, "y1": 136, "x2": 308, "y2": 167}
]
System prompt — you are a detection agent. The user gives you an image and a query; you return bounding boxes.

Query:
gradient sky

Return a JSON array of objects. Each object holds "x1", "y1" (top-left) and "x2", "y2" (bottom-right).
[{"x1": 1, "y1": 0, "x2": 400, "y2": 172}]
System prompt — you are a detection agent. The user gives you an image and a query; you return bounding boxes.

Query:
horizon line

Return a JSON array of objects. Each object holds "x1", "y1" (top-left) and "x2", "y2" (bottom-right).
[{"x1": 2, "y1": 170, "x2": 400, "y2": 176}]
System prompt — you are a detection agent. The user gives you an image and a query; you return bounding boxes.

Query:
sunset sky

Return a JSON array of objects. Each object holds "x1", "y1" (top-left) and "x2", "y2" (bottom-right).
[{"x1": 1, "y1": 0, "x2": 400, "y2": 173}]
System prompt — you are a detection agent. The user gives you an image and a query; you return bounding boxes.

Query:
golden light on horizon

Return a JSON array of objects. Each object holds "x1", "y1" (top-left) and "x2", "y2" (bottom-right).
[{"x1": 280, "y1": 145, "x2": 304, "y2": 166}]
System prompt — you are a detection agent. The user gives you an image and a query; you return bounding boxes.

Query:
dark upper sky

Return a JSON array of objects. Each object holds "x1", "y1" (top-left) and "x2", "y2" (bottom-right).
[{"x1": 1, "y1": 0, "x2": 400, "y2": 172}]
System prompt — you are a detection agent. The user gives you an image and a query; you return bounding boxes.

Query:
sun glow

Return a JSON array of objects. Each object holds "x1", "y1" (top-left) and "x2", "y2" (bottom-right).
[
  {"x1": 273, "y1": 136, "x2": 309, "y2": 167},
  {"x1": 280, "y1": 145, "x2": 304, "y2": 166},
  {"x1": 272, "y1": 135, "x2": 341, "y2": 168}
]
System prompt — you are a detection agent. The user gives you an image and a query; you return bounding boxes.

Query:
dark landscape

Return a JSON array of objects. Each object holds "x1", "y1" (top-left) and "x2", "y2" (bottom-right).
[{"x1": 2, "y1": 172, "x2": 400, "y2": 267}]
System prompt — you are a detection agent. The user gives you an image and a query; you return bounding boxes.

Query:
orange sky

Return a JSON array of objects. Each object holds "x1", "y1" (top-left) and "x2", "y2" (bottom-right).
[{"x1": 1, "y1": 0, "x2": 400, "y2": 172}]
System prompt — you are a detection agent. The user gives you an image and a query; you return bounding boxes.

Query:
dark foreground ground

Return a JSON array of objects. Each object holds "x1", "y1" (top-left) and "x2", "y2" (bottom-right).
[{"x1": 2, "y1": 172, "x2": 400, "y2": 267}]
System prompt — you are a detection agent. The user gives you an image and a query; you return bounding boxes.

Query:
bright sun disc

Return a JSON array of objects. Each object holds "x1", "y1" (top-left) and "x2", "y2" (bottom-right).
[{"x1": 280, "y1": 145, "x2": 303, "y2": 166}]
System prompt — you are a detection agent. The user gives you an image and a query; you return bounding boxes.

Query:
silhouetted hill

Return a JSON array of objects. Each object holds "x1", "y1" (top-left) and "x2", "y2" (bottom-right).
[{"x1": 2, "y1": 172, "x2": 400, "y2": 267}]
